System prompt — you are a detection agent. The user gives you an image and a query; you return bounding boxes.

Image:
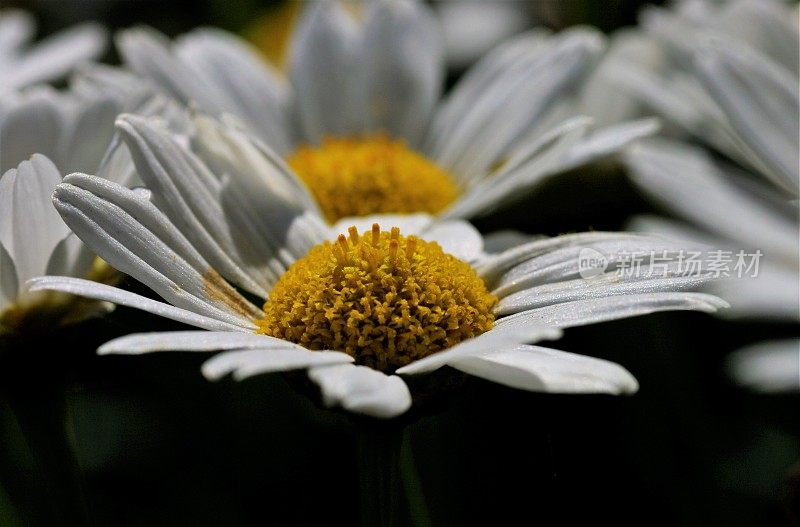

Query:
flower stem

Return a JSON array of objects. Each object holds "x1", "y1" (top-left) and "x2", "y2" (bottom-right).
[{"x1": 356, "y1": 419, "x2": 404, "y2": 527}]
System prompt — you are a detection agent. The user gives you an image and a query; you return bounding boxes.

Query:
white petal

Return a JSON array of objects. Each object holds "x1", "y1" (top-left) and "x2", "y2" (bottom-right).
[
  {"x1": 396, "y1": 324, "x2": 562, "y2": 375},
  {"x1": 307, "y1": 363, "x2": 412, "y2": 419},
  {"x1": 0, "y1": 155, "x2": 70, "y2": 285},
  {"x1": 562, "y1": 118, "x2": 660, "y2": 170},
  {"x1": 174, "y1": 28, "x2": 291, "y2": 152},
  {"x1": 431, "y1": 29, "x2": 604, "y2": 183},
  {"x1": 694, "y1": 42, "x2": 798, "y2": 195},
  {"x1": 728, "y1": 339, "x2": 800, "y2": 393},
  {"x1": 436, "y1": 0, "x2": 529, "y2": 69},
  {"x1": 625, "y1": 139, "x2": 799, "y2": 261},
  {"x1": 0, "y1": 10, "x2": 34, "y2": 56},
  {"x1": 495, "y1": 272, "x2": 710, "y2": 316},
  {"x1": 116, "y1": 27, "x2": 227, "y2": 114},
  {"x1": 289, "y1": 0, "x2": 362, "y2": 142},
  {"x1": 202, "y1": 348, "x2": 353, "y2": 381},
  {"x1": 494, "y1": 292, "x2": 728, "y2": 329},
  {"x1": 330, "y1": 213, "x2": 433, "y2": 238},
  {"x1": 59, "y1": 96, "x2": 122, "y2": 175},
  {"x1": 116, "y1": 114, "x2": 270, "y2": 296},
  {"x1": 420, "y1": 219, "x2": 483, "y2": 263},
  {"x1": 360, "y1": 0, "x2": 444, "y2": 145},
  {"x1": 0, "y1": 92, "x2": 64, "y2": 173},
  {"x1": 449, "y1": 344, "x2": 638, "y2": 394},
  {"x1": 442, "y1": 115, "x2": 591, "y2": 219},
  {"x1": 99, "y1": 330, "x2": 298, "y2": 355},
  {"x1": 27, "y1": 276, "x2": 249, "y2": 331},
  {"x1": 0, "y1": 240, "x2": 18, "y2": 308},
  {"x1": 53, "y1": 176, "x2": 259, "y2": 327},
  {"x1": 6, "y1": 23, "x2": 107, "y2": 90}
]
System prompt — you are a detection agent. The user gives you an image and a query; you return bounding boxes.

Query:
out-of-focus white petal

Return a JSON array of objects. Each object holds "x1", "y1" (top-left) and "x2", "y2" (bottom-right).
[
  {"x1": 5, "y1": 22, "x2": 107, "y2": 91},
  {"x1": 728, "y1": 339, "x2": 799, "y2": 393},
  {"x1": 360, "y1": 0, "x2": 444, "y2": 146},
  {"x1": 436, "y1": 0, "x2": 529, "y2": 70},
  {"x1": 289, "y1": 0, "x2": 362, "y2": 143},
  {"x1": 0, "y1": 92, "x2": 64, "y2": 173}
]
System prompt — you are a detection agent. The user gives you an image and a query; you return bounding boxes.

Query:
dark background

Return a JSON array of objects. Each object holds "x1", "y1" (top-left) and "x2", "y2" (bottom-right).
[{"x1": 0, "y1": 1, "x2": 797, "y2": 526}]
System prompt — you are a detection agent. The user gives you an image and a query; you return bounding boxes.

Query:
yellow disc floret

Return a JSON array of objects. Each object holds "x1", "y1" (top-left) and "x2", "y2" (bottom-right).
[
  {"x1": 257, "y1": 224, "x2": 497, "y2": 372},
  {"x1": 286, "y1": 135, "x2": 459, "y2": 223}
]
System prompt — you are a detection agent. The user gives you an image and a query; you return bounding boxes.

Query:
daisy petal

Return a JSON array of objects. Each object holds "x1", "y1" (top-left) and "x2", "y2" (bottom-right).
[
  {"x1": 6, "y1": 23, "x2": 107, "y2": 90},
  {"x1": 202, "y1": 348, "x2": 354, "y2": 381},
  {"x1": 53, "y1": 176, "x2": 259, "y2": 327},
  {"x1": 0, "y1": 155, "x2": 70, "y2": 285},
  {"x1": 290, "y1": 0, "x2": 362, "y2": 142},
  {"x1": 494, "y1": 292, "x2": 728, "y2": 329},
  {"x1": 0, "y1": 92, "x2": 63, "y2": 173},
  {"x1": 174, "y1": 28, "x2": 291, "y2": 152},
  {"x1": 98, "y1": 330, "x2": 297, "y2": 355},
  {"x1": 562, "y1": 118, "x2": 660, "y2": 170},
  {"x1": 728, "y1": 339, "x2": 800, "y2": 393},
  {"x1": 307, "y1": 364, "x2": 412, "y2": 419},
  {"x1": 396, "y1": 324, "x2": 562, "y2": 375},
  {"x1": 625, "y1": 139, "x2": 798, "y2": 260},
  {"x1": 694, "y1": 42, "x2": 798, "y2": 195},
  {"x1": 27, "y1": 276, "x2": 248, "y2": 331},
  {"x1": 116, "y1": 113, "x2": 269, "y2": 296},
  {"x1": 361, "y1": 0, "x2": 444, "y2": 146},
  {"x1": 448, "y1": 344, "x2": 638, "y2": 394},
  {"x1": 0, "y1": 241, "x2": 18, "y2": 307}
]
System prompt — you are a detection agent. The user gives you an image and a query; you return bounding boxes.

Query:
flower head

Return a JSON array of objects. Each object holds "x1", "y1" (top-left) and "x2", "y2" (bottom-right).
[
  {"x1": 93, "y1": 0, "x2": 659, "y2": 224},
  {"x1": 31, "y1": 114, "x2": 728, "y2": 418}
]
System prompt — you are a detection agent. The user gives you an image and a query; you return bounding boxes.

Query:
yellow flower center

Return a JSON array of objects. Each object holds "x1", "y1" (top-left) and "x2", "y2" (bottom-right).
[
  {"x1": 257, "y1": 224, "x2": 496, "y2": 372},
  {"x1": 286, "y1": 135, "x2": 459, "y2": 223}
]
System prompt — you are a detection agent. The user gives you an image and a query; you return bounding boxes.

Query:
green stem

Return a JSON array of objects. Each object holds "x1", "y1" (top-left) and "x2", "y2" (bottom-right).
[
  {"x1": 356, "y1": 420, "x2": 404, "y2": 527},
  {"x1": 399, "y1": 432, "x2": 432, "y2": 527}
]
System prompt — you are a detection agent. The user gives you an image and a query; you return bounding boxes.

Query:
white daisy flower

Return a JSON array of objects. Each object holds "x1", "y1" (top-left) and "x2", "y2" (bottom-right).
[
  {"x1": 29, "y1": 113, "x2": 728, "y2": 418},
  {"x1": 0, "y1": 9, "x2": 107, "y2": 93},
  {"x1": 98, "y1": 0, "x2": 658, "y2": 225},
  {"x1": 0, "y1": 154, "x2": 113, "y2": 336},
  {"x1": 0, "y1": 71, "x2": 184, "y2": 336},
  {"x1": 610, "y1": 1, "x2": 799, "y2": 391}
]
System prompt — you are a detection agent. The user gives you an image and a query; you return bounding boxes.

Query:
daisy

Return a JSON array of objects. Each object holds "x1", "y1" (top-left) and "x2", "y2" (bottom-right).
[
  {"x1": 29, "y1": 113, "x2": 728, "y2": 418},
  {"x1": 0, "y1": 155, "x2": 113, "y2": 336},
  {"x1": 0, "y1": 9, "x2": 106, "y2": 93},
  {"x1": 101, "y1": 0, "x2": 658, "y2": 225},
  {"x1": 0, "y1": 72, "x2": 182, "y2": 336},
  {"x1": 610, "y1": 1, "x2": 799, "y2": 391}
]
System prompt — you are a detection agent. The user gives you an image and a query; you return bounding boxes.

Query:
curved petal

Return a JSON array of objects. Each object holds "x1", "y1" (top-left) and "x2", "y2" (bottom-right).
[
  {"x1": 307, "y1": 363, "x2": 412, "y2": 419},
  {"x1": 27, "y1": 276, "x2": 248, "y2": 331},
  {"x1": 448, "y1": 344, "x2": 638, "y2": 394},
  {"x1": 202, "y1": 348, "x2": 353, "y2": 381},
  {"x1": 0, "y1": 155, "x2": 70, "y2": 285},
  {"x1": 396, "y1": 324, "x2": 561, "y2": 375}
]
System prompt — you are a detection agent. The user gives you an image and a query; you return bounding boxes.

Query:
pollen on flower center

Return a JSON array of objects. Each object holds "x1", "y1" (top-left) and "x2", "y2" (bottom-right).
[
  {"x1": 257, "y1": 224, "x2": 497, "y2": 372},
  {"x1": 286, "y1": 135, "x2": 459, "y2": 223}
]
